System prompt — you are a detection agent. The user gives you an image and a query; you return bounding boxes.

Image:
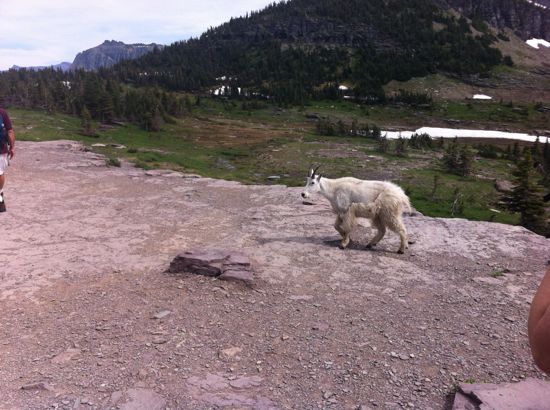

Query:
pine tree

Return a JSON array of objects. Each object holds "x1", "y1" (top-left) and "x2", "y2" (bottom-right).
[
  {"x1": 505, "y1": 144, "x2": 512, "y2": 160},
  {"x1": 394, "y1": 137, "x2": 408, "y2": 157},
  {"x1": 371, "y1": 124, "x2": 381, "y2": 139},
  {"x1": 508, "y1": 151, "x2": 547, "y2": 235},
  {"x1": 80, "y1": 106, "x2": 94, "y2": 136},
  {"x1": 377, "y1": 134, "x2": 389, "y2": 153},
  {"x1": 532, "y1": 136, "x2": 541, "y2": 161},
  {"x1": 543, "y1": 138, "x2": 550, "y2": 183},
  {"x1": 458, "y1": 145, "x2": 474, "y2": 177},
  {"x1": 442, "y1": 139, "x2": 459, "y2": 173},
  {"x1": 512, "y1": 142, "x2": 520, "y2": 162}
]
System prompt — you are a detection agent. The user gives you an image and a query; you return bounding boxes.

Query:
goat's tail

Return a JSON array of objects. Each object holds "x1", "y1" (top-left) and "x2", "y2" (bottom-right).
[{"x1": 399, "y1": 192, "x2": 412, "y2": 215}]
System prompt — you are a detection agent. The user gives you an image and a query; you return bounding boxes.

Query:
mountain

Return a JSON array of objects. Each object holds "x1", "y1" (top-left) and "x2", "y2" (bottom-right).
[
  {"x1": 444, "y1": 0, "x2": 550, "y2": 40},
  {"x1": 112, "y1": 0, "x2": 547, "y2": 103},
  {"x1": 10, "y1": 61, "x2": 72, "y2": 72},
  {"x1": 528, "y1": 0, "x2": 550, "y2": 8},
  {"x1": 8, "y1": 41, "x2": 162, "y2": 72},
  {"x1": 72, "y1": 40, "x2": 163, "y2": 71}
]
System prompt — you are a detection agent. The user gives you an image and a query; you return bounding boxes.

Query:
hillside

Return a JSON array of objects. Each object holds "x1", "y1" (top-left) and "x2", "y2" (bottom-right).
[
  {"x1": 113, "y1": 0, "x2": 512, "y2": 99},
  {"x1": 445, "y1": 0, "x2": 550, "y2": 40},
  {"x1": 1, "y1": 140, "x2": 549, "y2": 408}
]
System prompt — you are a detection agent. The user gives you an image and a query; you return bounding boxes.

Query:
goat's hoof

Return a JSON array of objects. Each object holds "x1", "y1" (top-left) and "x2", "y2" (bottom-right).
[
  {"x1": 339, "y1": 242, "x2": 349, "y2": 250},
  {"x1": 397, "y1": 249, "x2": 405, "y2": 254},
  {"x1": 366, "y1": 244, "x2": 374, "y2": 249}
]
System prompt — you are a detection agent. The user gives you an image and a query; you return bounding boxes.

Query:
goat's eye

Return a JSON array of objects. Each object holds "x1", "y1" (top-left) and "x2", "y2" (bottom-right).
[{"x1": 310, "y1": 181, "x2": 315, "y2": 185}]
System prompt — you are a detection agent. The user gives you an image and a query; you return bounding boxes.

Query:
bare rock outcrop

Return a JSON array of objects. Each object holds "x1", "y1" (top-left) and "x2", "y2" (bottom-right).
[
  {"x1": 168, "y1": 249, "x2": 253, "y2": 284},
  {"x1": 453, "y1": 378, "x2": 550, "y2": 409},
  {"x1": 1, "y1": 141, "x2": 550, "y2": 410}
]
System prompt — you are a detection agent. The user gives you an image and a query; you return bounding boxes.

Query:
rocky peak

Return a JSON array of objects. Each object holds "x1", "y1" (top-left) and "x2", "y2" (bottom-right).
[
  {"x1": 72, "y1": 40, "x2": 163, "y2": 71},
  {"x1": 444, "y1": 0, "x2": 550, "y2": 40}
]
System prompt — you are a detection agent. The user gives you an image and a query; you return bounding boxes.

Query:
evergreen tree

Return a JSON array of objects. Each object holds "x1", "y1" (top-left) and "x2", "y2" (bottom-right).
[
  {"x1": 371, "y1": 124, "x2": 381, "y2": 139},
  {"x1": 151, "y1": 107, "x2": 164, "y2": 131},
  {"x1": 508, "y1": 151, "x2": 547, "y2": 235},
  {"x1": 394, "y1": 137, "x2": 408, "y2": 156},
  {"x1": 532, "y1": 136, "x2": 541, "y2": 161},
  {"x1": 512, "y1": 142, "x2": 520, "y2": 162},
  {"x1": 543, "y1": 138, "x2": 550, "y2": 183},
  {"x1": 458, "y1": 145, "x2": 474, "y2": 177},
  {"x1": 505, "y1": 144, "x2": 512, "y2": 160},
  {"x1": 336, "y1": 120, "x2": 347, "y2": 136},
  {"x1": 377, "y1": 134, "x2": 389, "y2": 153},
  {"x1": 442, "y1": 139, "x2": 459, "y2": 173},
  {"x1": 442, "y1": 140, "x2": 473, "y2": 176},
  {"x1": 80, "y1": 106, "x2": 94, "y2": 136}
]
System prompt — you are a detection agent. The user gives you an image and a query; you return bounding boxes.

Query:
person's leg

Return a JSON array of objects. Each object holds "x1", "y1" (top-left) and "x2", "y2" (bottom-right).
[
  {"x1": 0, "y1": 154, "x2": 7, "y2": 212},
  {"x1": 0, "y1": 174, "x2": 5, "y2": 212}
]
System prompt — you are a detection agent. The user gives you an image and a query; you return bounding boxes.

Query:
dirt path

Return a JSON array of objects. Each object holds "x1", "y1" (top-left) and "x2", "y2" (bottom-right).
[{"x1": 1, "y1": 141, "x2": 549, "y2": 409}]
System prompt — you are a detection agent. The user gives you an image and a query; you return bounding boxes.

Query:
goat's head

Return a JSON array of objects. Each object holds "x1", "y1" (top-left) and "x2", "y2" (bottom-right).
[{"x1": 301, "y1": 165, "x2": 322, "y2": 199}]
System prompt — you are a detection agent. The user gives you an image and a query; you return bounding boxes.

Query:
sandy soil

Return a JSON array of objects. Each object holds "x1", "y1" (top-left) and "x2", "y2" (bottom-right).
[{"x1": 1, "y1": 140, "x2": 549, "y2": 409}]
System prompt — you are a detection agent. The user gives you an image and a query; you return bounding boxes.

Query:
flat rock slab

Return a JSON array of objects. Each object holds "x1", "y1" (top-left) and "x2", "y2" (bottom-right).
[
  {"x1": 453, "y1": 378, "x2": 550, "y2": 410},
  {"x1": 169, "y1": 249, "x2": 253, "y2": 283},
  {"x1": 186, "y1": 372, "x2": 275, "y2": 408},
  {"x1": 112, "y1": 388, "x2": 167, "y2": 410}
]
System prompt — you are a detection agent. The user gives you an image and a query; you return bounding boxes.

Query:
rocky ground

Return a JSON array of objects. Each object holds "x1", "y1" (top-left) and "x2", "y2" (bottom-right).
[{"x1": 1, "y1": 141, "x2": 549, "y2": 410}]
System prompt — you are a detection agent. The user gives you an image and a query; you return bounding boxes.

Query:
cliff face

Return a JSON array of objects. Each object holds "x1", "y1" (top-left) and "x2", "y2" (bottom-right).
[
  {"x1": 72, "y1": 40, "x2": 162, "y2": 70},
  {"x1": 445, "y1": 0, "x2": 550, "y2": 40}
]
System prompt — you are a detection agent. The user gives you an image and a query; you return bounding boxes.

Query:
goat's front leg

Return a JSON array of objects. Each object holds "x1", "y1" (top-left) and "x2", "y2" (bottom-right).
[
  {"x1": 334, "y1": 214, "x2": 351, "y2": 249},
  {"x1": 366, "y1": 216, "x2": 386, "y2": 249}
]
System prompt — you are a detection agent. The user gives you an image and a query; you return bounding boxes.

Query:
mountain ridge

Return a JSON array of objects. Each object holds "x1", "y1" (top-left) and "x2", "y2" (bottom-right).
[
  {"x1": 8, "y1": 40, "x2": 163, "y2": 72},
  {"x1": 71, "y1": 40, "x2": 163, "y2": 70},
  {"x1": 113, "y1": 0, "x2": 527, "y2": 101}
]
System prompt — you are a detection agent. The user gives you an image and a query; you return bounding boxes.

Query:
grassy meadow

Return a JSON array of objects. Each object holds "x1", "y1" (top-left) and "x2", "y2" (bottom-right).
[{"x1": 11, "y1": 97, "x2": 540, "y2": 226}]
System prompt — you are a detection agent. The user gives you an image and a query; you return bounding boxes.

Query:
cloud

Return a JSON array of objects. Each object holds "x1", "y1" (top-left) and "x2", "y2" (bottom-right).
[{"x1": 0, "y1": 0, "x2": 276, "y2": 69}]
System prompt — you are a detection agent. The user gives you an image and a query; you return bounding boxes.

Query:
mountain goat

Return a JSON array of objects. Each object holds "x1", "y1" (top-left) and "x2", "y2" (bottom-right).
[
  {"x1": 301, "y1": 167, "x2": 410, "y2": 251},
  {"x1": 339, "y1": 189, "x2": 411, "y2": 253}
]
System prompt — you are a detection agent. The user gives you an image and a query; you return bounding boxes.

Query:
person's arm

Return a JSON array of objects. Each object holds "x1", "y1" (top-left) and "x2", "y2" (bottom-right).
[
  {"x1": 528, "y1": 266, "x2": 550, "y2": 373},
  {"x1": 7, "y1": 129, "x2": 14, "y2": 159}
]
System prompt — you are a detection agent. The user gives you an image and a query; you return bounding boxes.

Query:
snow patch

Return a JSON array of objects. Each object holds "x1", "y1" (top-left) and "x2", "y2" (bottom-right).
[
  {"x1": 473, "y1": 94, "x2": 492, "y2": 100},
  {"x1": 526, "y1": 38, "x2": 550, "y2": 49},
  {"x1": 382, "y1": 127, "x2": 548, "y2": 143},
  {"x1": 525, "y1": 0, "x2": 548, "y2": 10}
]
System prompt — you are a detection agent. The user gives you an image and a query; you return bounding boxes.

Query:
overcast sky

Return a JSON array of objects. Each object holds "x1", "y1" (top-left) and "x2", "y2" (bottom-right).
[{"x1": 0, "y1": 0, "x2": 276, "y2": 70}]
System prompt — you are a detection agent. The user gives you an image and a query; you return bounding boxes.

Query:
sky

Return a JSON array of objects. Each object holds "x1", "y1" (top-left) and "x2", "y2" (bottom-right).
[{"x1": 0, "y1": 0, "x2": 277, "y2": 70}]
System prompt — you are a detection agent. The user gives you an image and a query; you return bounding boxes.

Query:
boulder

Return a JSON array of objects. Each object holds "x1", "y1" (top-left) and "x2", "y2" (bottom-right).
[
  {"x1": 452, "y1": 378, "x2": 550, "y2": 410},
  {"x1": 169, "y1": 250, "x2": 253, "y2": 284},
  {"x1": 495, "y1": 179, "x2": 514, "y2": 193}
]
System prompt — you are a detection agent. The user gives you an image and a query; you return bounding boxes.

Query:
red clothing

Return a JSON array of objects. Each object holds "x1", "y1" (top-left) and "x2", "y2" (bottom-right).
[{"x1": 0, "y1": 108, "x2": 12, "y2": 155}]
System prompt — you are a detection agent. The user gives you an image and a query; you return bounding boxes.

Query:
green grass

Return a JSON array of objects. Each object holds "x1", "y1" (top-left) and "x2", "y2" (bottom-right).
[
  {"x1": 11, "y1": 106, "x2": 525, "y2": 226},
  {"x1": 400, "y1": 167, "x2": 519, "y2": 224}
]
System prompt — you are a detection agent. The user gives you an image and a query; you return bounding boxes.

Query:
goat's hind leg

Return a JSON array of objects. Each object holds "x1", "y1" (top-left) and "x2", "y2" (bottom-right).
[
  {"x1": 389, "y1": 219, "x2": 408, "y2": 254},
  {"x1": 366, "y1": 216, "x2": 386, "y2": 250}
]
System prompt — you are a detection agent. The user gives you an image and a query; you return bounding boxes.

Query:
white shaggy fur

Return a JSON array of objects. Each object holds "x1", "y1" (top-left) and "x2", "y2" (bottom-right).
[
  {"x1": 301, "y1": 168, "x2": 410, "y2": 249},
  {"x1": 340, "y1": 189, "x2": 411, "y2": 253}
]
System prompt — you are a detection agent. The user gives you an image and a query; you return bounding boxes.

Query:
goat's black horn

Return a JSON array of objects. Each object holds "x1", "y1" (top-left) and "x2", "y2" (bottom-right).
[{"x1": 313, "y1": 165, "x2": 321, "y2": 175}]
